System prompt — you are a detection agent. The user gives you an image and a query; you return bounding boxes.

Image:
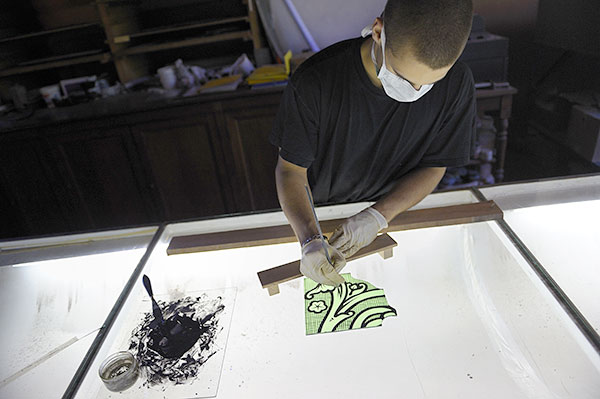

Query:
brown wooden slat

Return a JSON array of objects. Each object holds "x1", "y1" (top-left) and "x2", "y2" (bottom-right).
[
  {"x1": 386, "y1": 200, "x2": 502, "y2": 231},
  {"x1": 0, "y1": 23, "x2": 99, "y2": 43},
  {"x1": 475, "y1": 86, "x2": 518, "y2": 99},
  {"x1": 17, "y1": 49, "x2": 104, "y2": 66},
  {"x1": 167, "y1": 200, "x2": 503, "y2": 255},
  {"x1": 0, "y1": 53, "x2": 110, "y2": 78},
  {"x1": 117, "y1": 30, "x2": 252, "y2": 56},
  {"x1": 257, "y1": 234, "x2": 397, "y2": 289},
  {"x1": 113, "y1": 16, "x2": 250, "y2": 43}
]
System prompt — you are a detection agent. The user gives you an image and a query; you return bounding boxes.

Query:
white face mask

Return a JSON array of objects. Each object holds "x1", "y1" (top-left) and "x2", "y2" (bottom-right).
[{"x1": 361, "y1": 25, "x2": 434, "y2": 102}]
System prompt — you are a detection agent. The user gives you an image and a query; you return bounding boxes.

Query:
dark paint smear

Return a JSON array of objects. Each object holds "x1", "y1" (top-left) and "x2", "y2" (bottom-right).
[
  {"x1": 129, "y1": 294, "x2": 225, "y2": 387},
  {"x1": 147, "y1": 314, "x2": 203, "y2": 359}
]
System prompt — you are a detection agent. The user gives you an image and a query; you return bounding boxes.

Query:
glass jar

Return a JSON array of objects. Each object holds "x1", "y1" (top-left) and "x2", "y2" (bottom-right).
[{"x1": 98, "y1": 351, "x2": 139, "y2": 392}]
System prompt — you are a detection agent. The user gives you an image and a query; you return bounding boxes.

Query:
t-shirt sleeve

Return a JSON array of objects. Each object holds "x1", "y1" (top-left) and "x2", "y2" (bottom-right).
[
  {"x1": 418, "y1": 66, "x2": 476, "y2": 168},
  {"x1": 269, "y1": 81, "x2": 319, "y2": 168}
]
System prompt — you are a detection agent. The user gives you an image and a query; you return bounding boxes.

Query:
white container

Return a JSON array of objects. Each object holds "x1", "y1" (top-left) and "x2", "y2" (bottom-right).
[
  {"x1": 39, "y1": 84, "x2": 61, "y2": 108},
  {"x1": 157, "y1": 66, "x2": 177, "y2": 90}
]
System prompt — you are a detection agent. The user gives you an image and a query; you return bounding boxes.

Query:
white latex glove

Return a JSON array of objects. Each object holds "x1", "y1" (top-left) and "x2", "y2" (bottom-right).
[
  {"x1": 329, "y1": 207, "x2": 388, "y2": 258},
  {"x1": 300, "y1": 238, "x2": 346, "y2": 287}
]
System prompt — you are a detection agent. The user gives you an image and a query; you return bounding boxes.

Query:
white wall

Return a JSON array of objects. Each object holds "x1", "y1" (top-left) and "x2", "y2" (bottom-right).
[{"x1": 256, "y1": 0, "x2": 387, "y2": 57}]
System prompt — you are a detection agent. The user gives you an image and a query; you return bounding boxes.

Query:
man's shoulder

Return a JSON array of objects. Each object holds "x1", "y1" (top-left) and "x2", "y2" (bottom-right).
[
  {"x1": 444, "y1": 61, "x2": 475, "y2": 89},
  {"x1": 290, "y1": 38, "x2": 362, "y2": 87},
  {"x1": 432, "y1": 61, "x2": 475, "y2": 109}
]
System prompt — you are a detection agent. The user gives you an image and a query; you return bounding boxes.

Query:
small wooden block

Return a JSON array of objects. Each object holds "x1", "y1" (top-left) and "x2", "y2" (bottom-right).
[
  {"x1": 379, "y1": 247, "x2": 394, "y2": 259},
  {"x1": 257, "y1": 234, "x2": 398, "y2": 295},
  {"x1": 267, "y1": 285, "x2": 280, "y2": 296},
  {"x1": 113, "y1": 35, "x2": 130, "y2": 44}
]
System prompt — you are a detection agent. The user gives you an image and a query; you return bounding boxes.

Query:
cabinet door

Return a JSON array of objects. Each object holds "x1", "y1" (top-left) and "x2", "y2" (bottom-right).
[
  {"x1": 220, "y1": 94, "x2": 282, "y2": 212},
  {"x1": 0, "y1": 183, "x2": 23, "y2": 239},
  {"x1": 132, "y1": 114, "x2": 231, "y2": 221},
  {"x1": 0, "y1": 132, "x2": 68, "y2": 237},
  {"x1": 49, "y1": 126, "x2": 155, "y2": 230}
]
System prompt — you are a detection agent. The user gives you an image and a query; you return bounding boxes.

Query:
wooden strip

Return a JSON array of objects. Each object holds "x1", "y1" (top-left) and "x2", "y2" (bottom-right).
[
  {"x1": 0, "y1": 23, "x2": 98, "y2": 43},
  {"x1": 117, "y1": 16, "x2": 249, "y2": 41},
  {"x1": 114, "y1": 35, "x2": 130, "y2": 44},
  {"x1": 257, "y1": 234, "x2": 397, "y2": 289},
  {"x1": 475, "y1": 86, "x2": 518, "y2": 99},
  {"x1": 247, "y1": 0, "x2": 265, "y2": 49},
  {"x1": 116, "y1": 30, "x2": 252, "y2": 56},
  {"x1": 0, "y1": 53, "x2": 110, "y2": 78},
  {"x1": 167, "y1": 201, "x2": 503, "y2": 255},
  {"x1": 386, "y1": 200, "x2": 502, "y2": 231},
  {"x1": 17, "y1": 49, "x2": 104, "y2": 66},
  {"x1": 168, "y1": 224, "x2": 295, "y2": 255}
]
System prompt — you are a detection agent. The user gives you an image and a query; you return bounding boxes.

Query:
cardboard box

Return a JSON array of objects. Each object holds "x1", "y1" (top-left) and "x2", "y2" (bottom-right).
[{"x1": 566, "y1": 105, "x2": 600, "y2": 163}]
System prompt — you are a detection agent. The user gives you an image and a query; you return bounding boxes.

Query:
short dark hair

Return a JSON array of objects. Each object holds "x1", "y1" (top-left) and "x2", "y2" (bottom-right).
[{"x1": 383, "y1": 0, "x2": 473, "y2": 69}]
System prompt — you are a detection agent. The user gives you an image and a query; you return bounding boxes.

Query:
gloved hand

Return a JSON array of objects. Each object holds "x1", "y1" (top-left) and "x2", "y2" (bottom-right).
[
  {"x1": 300, "y1": 238, "x2": 346, "y2": 287},
  {"x1": 329, "y1": 207, "x2": 388, "y2": 258}
]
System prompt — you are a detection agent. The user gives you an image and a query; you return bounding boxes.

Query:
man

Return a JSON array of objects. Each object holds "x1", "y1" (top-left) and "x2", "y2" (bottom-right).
[{"x1": 270, "y1": 0, "x2": 475, "y2": 286}]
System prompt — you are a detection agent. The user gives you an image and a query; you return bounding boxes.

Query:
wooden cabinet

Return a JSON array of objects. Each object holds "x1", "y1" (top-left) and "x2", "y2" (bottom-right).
[
  {"x1": 0, "y1": 182, "x2": 23, "y2": 239},
  {"x1": 0, "y1": 130, "x2": 69, "y2": 237},
  {"x1": 47, "y1": 126, "x2": 156, "y2": 230},
  {"x1": 0, "y1": 90, "x2": 285, "y2": 239},
  {"x1": 218, "y1": 93, "x2": 282, "y2": 212},
  {"x1": 132, "y1": 111, "x2": 233, "y2": 221}
]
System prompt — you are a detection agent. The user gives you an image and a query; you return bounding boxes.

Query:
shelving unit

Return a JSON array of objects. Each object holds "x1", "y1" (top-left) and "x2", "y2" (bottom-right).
[
  {"x1": 95, "y1": 0, "x2": 265, "y2": 82},
  {"x1": 0, "y1": 13, "x2": 112, "y2": 88},
  {"x1": 0, "y1": 0, "x2": 267, "y2": 92}
]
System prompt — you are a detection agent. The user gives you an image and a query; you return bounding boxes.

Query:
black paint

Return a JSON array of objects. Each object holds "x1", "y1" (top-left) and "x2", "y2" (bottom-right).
[{"x1": 129, "y1": 293, "x2": 225, "y2": 387}]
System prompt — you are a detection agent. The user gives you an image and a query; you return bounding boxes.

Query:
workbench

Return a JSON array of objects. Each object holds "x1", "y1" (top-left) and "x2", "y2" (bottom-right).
[{"x1": 1, "y1": 175, "x2": 599, "y2": 398}]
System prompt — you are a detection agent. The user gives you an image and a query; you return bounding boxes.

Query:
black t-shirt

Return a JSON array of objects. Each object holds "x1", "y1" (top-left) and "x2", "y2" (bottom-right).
[{"x1": 269, "y1": 37, "x2": 475, "y2": 204}]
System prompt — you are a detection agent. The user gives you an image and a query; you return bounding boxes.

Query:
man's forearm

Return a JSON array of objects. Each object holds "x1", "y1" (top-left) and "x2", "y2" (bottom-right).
[
  {"x1": 371, "y1": 167, "x2": 446, "y2": 222},
  {"x1": 275, "y1": 159, "x2": 320, "y2": 244}
]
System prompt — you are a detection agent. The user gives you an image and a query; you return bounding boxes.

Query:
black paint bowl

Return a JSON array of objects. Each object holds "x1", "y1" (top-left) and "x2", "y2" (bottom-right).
[{"x1": 99, "y1": 351, "x2": 139, "y2": 392}]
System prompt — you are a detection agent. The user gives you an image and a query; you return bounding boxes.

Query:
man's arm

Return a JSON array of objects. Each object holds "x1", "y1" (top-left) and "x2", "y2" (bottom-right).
[
  {"x1": 371, "y1": 166, "x2": 446, "y2": 223},
  {"x1": 274, "y1": 154, "x2": 319, "y2": 243},
  {"x1": 275, "y1": 154, "x2": 346, "y2": 286},
  {"x1": 328, "y1": 166, "x2": 446, "y2": 258}
]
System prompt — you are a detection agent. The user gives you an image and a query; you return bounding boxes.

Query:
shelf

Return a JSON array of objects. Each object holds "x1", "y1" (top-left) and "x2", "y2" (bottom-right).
[
  {"x1": 116, "y1": 30, "x2": 252, "y2": 56},
  {"x1": 439, "y1": 180, "x2": 481, "y2": 190},
  {"x1": 113, "y1": 16, "x2": 249, "y2": 43},
  {"x1": 475, "y1": 85, "x2": 518, "y2": 99},
  {"x1": 16, "y1": 50, "x2": 105, "y2": 67},
  {"x1": 0, "y1": 23, "x2": 100, "y2": 44},
  {"x1": 0, "y1": 53, "x2": 112, "y2": 78},
  {"x1": 468, "y1": 158, "x2": 496, "y2": 166}
]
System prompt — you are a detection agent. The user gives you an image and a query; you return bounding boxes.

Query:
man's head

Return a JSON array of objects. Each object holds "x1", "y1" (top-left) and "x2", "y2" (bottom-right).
[{"x1": 369, "y1": 0, "x2": 473, "y2": 89}]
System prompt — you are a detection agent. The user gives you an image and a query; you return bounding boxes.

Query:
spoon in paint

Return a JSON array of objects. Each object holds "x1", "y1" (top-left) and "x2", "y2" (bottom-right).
[{"x1": 142, "y1": 274, "x2": 165, "y2": 325}]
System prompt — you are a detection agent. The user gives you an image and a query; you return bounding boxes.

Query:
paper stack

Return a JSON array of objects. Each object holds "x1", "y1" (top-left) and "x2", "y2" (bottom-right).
[
  {"x1": 198, "y1": 74, "x2": 243, "y2": 93},
  {"x1": 246, "y1": 50, "x2": 292, "y2": 86}
]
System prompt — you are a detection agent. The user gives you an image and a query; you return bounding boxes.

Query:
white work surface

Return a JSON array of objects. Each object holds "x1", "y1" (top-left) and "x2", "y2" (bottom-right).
[
  {"x1": 481, "y1": 176, "x2": 600, "y2": 334},
  {"x1": 0, "y1": 228, "x2": 153, "y2": 399},
  {"x1": 74, "y1": 190, "x2": 600, "y2": 398}
]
